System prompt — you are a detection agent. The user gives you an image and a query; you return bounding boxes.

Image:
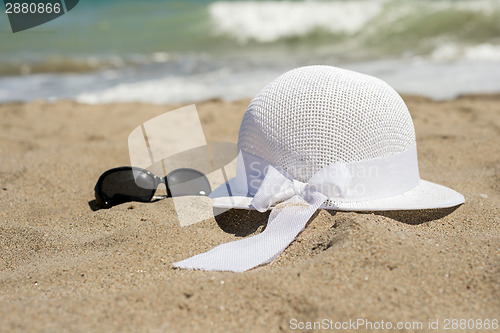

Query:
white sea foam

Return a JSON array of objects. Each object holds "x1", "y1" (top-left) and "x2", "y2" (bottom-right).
[
  {"x1": 75, "y1": 67, "x2": 282, "y2": 105},
  {"x1": 347, "y1": 59, "x2": 500, "y2": 99},
  {"x1": 1, "y1": 54, "x2": 499, "y2": 105},
  {"x1": 463, "y1": 44, "x2": 500, "y2": 61},
  {"x1": 208, "y1": 1, "x2": 385, "y2": 43},
  {"x1": 208, "y1": 0, "x2": 500, "y2": 44},
  {"x1": 70, "y1": 59, "x2": 500, "y2": 105},
  {"x1": 2, "y1": 46, "x2": 500, "y2": 105},
  {"x1": 431, "y1": 43, "x2": 500, "y2": 62}
]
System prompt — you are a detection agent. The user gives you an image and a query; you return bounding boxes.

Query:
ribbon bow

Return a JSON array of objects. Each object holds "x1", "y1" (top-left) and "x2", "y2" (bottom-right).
[
  {"x1": 173, "y1": 162, "x2": 352, "y2": 272},
  {"x1": 251, "y1": 163, "x2": 352, "y2": 212}
]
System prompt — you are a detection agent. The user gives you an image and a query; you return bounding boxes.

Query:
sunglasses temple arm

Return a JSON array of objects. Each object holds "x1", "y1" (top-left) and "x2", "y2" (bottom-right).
[
  {"x1": 158, "y1": 159, "x2": 172, "y2": 197},
  {"x1": 220, "y1": 166, "x2": 232, "y2": 196}
]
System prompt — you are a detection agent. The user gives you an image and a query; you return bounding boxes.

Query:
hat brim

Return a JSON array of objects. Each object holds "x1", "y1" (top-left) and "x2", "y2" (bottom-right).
[{"x1": 210, "y1": 178, "x2": 465, "y2": 211}]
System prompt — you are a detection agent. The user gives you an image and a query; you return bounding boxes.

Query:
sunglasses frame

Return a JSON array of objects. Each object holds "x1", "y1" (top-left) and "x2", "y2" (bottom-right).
[{"x1": 94, "y1": 166, "x2": 212, "y2": 209}]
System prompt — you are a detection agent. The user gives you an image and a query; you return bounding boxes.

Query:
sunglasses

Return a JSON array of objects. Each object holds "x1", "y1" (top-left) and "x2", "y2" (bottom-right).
[{"x1": 94, "y1": 166, "x2": 211, "y2": 209}]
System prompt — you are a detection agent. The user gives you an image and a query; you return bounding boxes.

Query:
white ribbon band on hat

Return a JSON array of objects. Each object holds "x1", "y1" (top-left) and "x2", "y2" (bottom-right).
[
  {"x1": 173, "y1": 146, "x2": 420, "y2": 272},
  {"x1": 233, "y1": 145, "x2": 420, "y2": 203}
]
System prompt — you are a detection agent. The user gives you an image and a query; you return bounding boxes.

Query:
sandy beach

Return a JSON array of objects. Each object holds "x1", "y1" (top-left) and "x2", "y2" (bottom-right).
[{"x1": 0, "y1": 95, "x2": 498, "y2": 332}]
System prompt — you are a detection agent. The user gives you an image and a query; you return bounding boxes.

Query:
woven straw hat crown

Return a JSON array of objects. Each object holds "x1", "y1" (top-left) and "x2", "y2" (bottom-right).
[{"x1": 237, "y1": 65, "x2": 416, "y2": 182}]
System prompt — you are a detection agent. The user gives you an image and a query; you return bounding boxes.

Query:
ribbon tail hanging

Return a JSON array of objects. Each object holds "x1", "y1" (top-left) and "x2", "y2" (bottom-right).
[{"x1": 172, "y1": 192, "x2": 327, "y2": 272}]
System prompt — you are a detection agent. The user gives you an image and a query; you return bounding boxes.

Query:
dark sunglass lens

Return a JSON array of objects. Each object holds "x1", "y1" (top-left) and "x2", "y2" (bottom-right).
[
  {"x1": 167, "y1": 168, "x2": 211, "y2": 197},
  {"x1": 100, "y1": 169, "x2": 156, "y2": 205}
]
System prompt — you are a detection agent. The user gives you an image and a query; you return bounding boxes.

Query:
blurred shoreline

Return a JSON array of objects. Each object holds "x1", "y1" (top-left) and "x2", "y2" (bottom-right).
[
  {"x1": 2, "y1": 91, "x2": 500, "y2": 107},
  {"x1": 2, "y1": 58, "x2": 500, "y2": 104},
  {"x1": 1, "y1": 0, "x2": 500, "y2": 104}
]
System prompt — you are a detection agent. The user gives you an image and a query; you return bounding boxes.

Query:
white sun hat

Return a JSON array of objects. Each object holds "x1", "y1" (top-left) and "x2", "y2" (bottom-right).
[{"x1": 173, "y1": 65, "x2": 464, "y2": 272}]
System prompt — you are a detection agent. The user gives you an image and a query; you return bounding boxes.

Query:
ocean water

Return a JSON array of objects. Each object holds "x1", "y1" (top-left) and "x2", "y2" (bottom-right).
[{"x1": 1, "y1": 0, "x2": 500, "y2": 103}]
